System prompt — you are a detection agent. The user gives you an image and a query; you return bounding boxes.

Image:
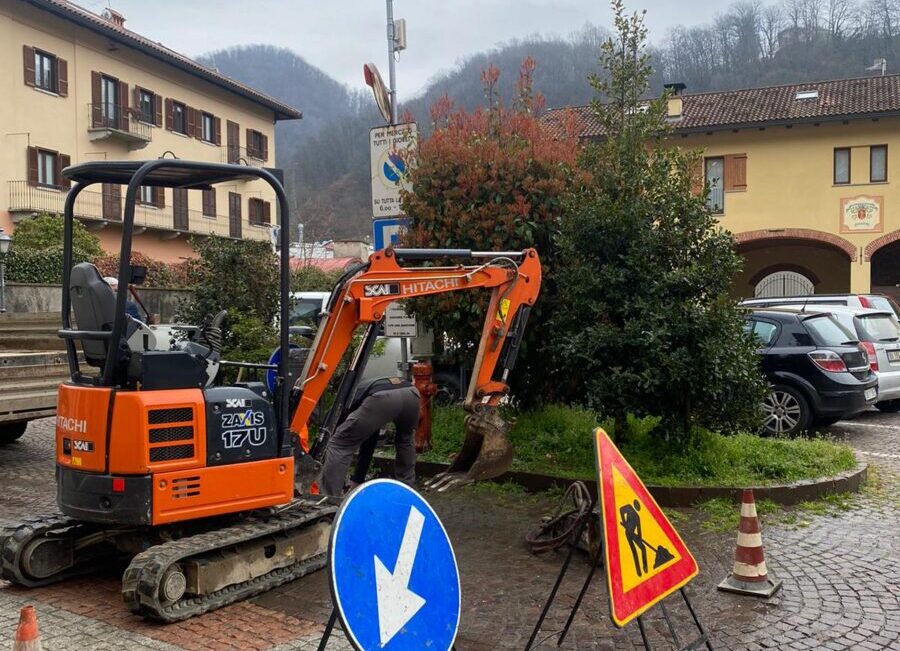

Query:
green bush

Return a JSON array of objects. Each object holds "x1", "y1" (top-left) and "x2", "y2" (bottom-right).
[
  {"x1": 6, "y1": 245, "x2": 92, "y2": 284},
  {"x1": 11, "y1": 214, "x2": 103, "y2": 258},
  {"x1": 291, "y1": 264, "x2": 340, "y2": 292},
  {"x1": 92, "y1": 252, "x2": 192, "y2": 288}
]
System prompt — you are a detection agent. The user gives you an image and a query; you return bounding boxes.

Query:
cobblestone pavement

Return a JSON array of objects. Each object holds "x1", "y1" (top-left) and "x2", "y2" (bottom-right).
[{"x1": 1, "y1": 415, "x2": 898, "y2": 650}]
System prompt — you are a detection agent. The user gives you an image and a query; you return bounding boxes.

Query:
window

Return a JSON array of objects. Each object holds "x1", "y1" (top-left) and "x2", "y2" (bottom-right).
[
  {"x1": 803, "y1": 315, "x2": 857, "y2": 346},
  {"x1": 138, "y1": 90, "x2": 154, "y2": 124},
  {"x1": 202, "y1": 188, "x2": 216, "y2": 217},
  {"x1": 745, "y1": 319, "x2": 779, "y2": 346},
  {"x1": 871, "y1": 145, "x2": 887, "y2": 183},
  {"x1": 172, "y1": 102, "x2": 186, "y2": 134},
  {"x1": 249, "y1": 198, "x2": 271, "y2": 225},
  {"x1": 100, "y1": 75, "x2": 118, "y2": 125},
  {"x1": 139, "y1": 186, "x2": 154, "y2": 205},
  {"x1": 834, "y1": 148, "x2": 850, "y2": 185},
  {"x1": 705, "y1": 157, "x2": 724, "y2": 213},
  {"x1": 202, "y1": 113, "x2": 214, "y2": 143},
  {"x1": 34, "y1": 50, "x2": 56, "y2": 92},
  {"x1": 37, "y1": 150, "x2": 56, "y2": 186},
  {"x1": 247, "y1": 129, "x2": 265, "y2": 159}
]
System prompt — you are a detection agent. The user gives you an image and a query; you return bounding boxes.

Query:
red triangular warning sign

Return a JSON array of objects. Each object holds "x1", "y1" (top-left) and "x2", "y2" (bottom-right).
[{"x1": 594, "y1": 428, "x2": 698, "y2": 627}]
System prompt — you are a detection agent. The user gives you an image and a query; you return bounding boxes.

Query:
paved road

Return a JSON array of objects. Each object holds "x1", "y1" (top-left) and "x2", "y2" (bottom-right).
[{"x1": 0, "y1": 414, "x2": 897, "y2": 650}]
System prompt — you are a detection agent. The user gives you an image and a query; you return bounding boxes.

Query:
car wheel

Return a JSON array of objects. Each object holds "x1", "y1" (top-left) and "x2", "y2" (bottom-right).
[
  {"x1": 0, "y1": 421, "x2": 28, "y2": 445},
  {"x1": 762, "y1": 385, "x2": 810, "y2": 435},
  {"x1": 875, "y1": 399, "x2": 900, "y2": 413},
  {"x1": 433, "y1": 371, "x2": 463, "y2": 406}
]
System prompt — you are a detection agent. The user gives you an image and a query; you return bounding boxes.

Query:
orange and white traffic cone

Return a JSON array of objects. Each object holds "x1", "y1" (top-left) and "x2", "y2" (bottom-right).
[
  {"x1": 717, "y1": 489, "x2": 782, "y2": 597},
  {"x1": 13, "y1": 605, "x2": 42, "y2": 651}
]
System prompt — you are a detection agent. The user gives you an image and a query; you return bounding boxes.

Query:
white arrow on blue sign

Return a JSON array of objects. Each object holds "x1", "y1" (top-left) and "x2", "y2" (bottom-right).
[{"x1": 329, "y1": 478, "x2": 461, "y2": 651}]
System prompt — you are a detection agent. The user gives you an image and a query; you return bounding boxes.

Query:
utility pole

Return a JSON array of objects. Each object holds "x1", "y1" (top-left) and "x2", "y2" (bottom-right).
[{"x1": 386, "y1": 0, "x2": 399, "y2": 126}]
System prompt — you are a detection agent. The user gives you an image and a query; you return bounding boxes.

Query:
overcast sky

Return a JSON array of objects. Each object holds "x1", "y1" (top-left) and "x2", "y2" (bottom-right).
[{"x1": 83, "y1": 0, "x2": 712, "y2": 98}]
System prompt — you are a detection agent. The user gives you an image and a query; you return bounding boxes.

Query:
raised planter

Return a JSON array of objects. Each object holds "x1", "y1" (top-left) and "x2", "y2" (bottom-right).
[{"x1": 372, "y1": 457, "x2": 868, "y2": 506}]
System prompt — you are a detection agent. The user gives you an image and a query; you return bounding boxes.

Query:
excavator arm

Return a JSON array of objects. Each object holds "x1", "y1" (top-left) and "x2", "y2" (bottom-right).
[{"x1": 289, "y1": 247, "x2": 541, "y2": 488}]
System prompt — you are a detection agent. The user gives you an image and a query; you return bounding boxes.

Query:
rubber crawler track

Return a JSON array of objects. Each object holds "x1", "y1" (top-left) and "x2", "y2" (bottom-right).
[
  {"x1": 0, "y1": 514, "x2": 105, "y2": 587},
  {"x1": 121, "y1": 502, "x2": 336, "y2": 622}
]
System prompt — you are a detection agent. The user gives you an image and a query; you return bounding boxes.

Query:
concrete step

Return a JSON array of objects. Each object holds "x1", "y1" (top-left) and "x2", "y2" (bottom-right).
[
  {"x1": 0, "y1": 334, "x2": 66, "y2": 351},
  {"x1": 0, "y1": 376, "x2": 67, "y2": 395},
  {"x1": 0, "y1": 389, "x2": 58, "y2": 418},
  {"x1": 0, "y1": 312, "x2": 60, "y2": 323},
  {"x1": 0, "y1": 323, "x2": 60, "y2": 332}
]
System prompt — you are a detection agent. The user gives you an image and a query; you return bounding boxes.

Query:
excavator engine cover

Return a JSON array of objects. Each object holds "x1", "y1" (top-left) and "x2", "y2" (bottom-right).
[{"x1": 204, "y1": 384, "x2": 277, "y2": 466}]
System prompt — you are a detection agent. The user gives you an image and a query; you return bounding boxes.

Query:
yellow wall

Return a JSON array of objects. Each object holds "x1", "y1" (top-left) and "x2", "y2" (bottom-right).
[
  {"x1": 681, "y1": 118, "x2": 900, "y2": 293},
  {"x1": 0, "y1": 0, "x2": 281, "y2": 262}
]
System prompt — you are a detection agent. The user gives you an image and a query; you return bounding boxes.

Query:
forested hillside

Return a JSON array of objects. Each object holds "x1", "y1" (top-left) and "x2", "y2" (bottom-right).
[{"x1": 201, "y1": 0, "x2": 900, "y2": 241}]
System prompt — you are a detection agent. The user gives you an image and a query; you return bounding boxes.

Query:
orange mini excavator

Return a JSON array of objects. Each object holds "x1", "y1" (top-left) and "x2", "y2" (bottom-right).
[{"x1": 0, "y1": 159, "x2": 541, "y2": 621}]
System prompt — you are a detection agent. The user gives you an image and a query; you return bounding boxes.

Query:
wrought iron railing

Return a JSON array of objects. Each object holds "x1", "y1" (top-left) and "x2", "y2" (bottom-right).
[
  {"x1": 223, "y1": 145, "x2": 265, "y2": 167},
  {"x1": 7, "y1": 181, "x2": 268, "y2": 241},
  {"x1": 87, "y1": 103, "x2": 152, "y2": 141}
]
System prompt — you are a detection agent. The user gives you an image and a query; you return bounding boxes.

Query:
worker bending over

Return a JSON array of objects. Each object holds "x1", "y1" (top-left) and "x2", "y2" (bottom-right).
[{"x1": 321, "y1": 376, "x2": 420, "y2": 496}]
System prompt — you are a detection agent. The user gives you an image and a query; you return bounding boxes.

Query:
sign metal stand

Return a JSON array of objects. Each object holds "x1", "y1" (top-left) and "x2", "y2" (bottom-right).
[{"x1": 524, "y1": 428, "x2": 714, "y2": 651}]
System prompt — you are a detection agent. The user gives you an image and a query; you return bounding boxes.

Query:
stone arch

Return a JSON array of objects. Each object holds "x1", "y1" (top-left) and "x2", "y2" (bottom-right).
[
  {"x1": 864, "y1": 229, "x2": 900, "y2": 261},
  {"x1": 733, "y1": 229, "x2": 857, "y2": 261}
]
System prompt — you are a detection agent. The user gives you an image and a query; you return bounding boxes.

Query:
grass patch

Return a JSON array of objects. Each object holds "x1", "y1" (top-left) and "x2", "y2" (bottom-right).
[
  {"x1": 696, "y1": 491, "x2": 860, "y2": 533},
  {"x1": 425, "y1": 404, "x2": 857, "y2": 488}
]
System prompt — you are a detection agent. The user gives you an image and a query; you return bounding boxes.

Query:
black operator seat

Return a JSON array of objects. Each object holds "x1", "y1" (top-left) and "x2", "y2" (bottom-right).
[{"x1": 69, "y1": 262, "x2": 137, "y2": 371}]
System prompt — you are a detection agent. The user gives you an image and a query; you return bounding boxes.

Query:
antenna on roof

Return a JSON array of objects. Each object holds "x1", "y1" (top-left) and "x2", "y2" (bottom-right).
[{"x1": 866, "y1": 58, "x2": 887, "y2": 76}]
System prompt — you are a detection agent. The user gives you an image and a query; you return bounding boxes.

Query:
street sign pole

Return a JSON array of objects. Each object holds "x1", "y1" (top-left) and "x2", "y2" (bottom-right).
[
  {"x1": 385, "y1": 0, "x2": 410, "y2": 376},
  {"x1": 386, "y1": 0, "x2": 398, "y2": 126}
]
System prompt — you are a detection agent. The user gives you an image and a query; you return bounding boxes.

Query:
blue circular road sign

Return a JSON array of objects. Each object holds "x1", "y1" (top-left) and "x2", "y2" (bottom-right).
[{"x1": 329, "y1": 478, "x2": 461, "y2": 651}]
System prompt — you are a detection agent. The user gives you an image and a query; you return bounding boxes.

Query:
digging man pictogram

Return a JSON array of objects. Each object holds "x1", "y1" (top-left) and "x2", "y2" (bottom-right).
[{"x1": 620, "y1": 499, "x2": 676, "y2": 578}]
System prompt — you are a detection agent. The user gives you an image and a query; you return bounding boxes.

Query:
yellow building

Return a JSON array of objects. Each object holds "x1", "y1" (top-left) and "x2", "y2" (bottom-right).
[
  {"x1": 544, "y1": 75, "x2": 900, "y2": 300},
  {"x1": 0, "y1": 0, "x2": 300, "y2": 263}
]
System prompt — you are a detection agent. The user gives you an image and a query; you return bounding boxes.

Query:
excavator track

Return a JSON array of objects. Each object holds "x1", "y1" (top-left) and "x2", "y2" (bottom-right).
[
  {"x1": 0, "y1": 514, "x2": 110, "y2": 587},
  {"x1": 122, "y1": 500, "x2": 335, "y2": 622}
]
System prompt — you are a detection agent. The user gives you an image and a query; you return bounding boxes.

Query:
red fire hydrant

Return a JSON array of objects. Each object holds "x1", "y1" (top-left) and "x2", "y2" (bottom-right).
[{"x1": 412, "y1": 360, "x2": 437, "y2": 453}]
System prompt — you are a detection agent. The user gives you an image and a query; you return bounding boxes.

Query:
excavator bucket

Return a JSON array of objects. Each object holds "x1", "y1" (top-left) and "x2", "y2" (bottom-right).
[{"x1": 425, "y1": 404, "x2": 513, "y2": 491}]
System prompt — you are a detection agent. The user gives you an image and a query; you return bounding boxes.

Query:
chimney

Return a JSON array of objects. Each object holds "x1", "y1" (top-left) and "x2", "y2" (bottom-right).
[
  {"x1": 664, "y1": 82, "x2": 686, "y2": 119},
  {"x1": 102, "y1": 9, "x2": 126, "y2": 28}
]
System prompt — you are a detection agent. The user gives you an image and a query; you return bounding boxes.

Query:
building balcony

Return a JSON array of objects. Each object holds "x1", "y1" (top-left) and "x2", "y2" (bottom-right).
[
  {"x1": 87, "y1": 103, "x2": 152, "y2": 150},
  {"x1": 223, "y1": 145, "x2": 267, "y2": 168},
  {"x1": 7, "y1": 181, "x2": 269, "y2": 242}
]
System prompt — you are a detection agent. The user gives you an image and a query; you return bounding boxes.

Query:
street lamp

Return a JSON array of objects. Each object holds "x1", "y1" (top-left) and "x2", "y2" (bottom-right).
[{"x1": 0, "y1": 227, "x2": 11, "y2": 313}]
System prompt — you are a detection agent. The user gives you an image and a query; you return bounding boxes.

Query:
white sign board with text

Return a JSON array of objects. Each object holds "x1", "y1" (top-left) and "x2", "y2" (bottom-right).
[
  {"x1": 370, "y1": 123, "x2": 418, "y2": 218},
  {"x1": 385, "y1": 302, "x2": 417, "y2": 338}
]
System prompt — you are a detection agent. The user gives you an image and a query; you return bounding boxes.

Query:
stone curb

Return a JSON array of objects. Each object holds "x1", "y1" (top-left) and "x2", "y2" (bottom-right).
[{"x1": 373, "y1": 458, "x2": 868, "y2": 507}]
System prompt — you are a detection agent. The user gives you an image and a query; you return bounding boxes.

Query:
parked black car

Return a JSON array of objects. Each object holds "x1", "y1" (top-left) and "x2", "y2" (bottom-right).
[{"x1": 744, "y1": 309, "x2": 878, "y2": 435}]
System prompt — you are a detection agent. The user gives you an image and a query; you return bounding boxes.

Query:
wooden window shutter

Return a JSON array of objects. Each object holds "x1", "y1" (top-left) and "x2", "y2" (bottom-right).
[
  {"x1": 186, "y1": 106, "x2": 197, "y2": 138},
  {"x1": 196, "y1": 110, "x2": 204, "y2": 139},
  {"x1": 154, "y1": 94, "x2": 163, "y2": 127},
  {"x1": 227, "y1": 121, "x2": 239, "y2": 163},
  {"x1": 26, "y1": 146, "x2": 39, "y2": 186},
  {"x1": 689, "y1": 159, "x2": 704, "y2": 196},
  {"x1": 261, "y1": 134, "x2": 269, "y2": 161},
  {"x1": 132, "y1": 87, "x2": 140, "y2": 112},
  {"x1": 165, "y1": 98, "x2": 173, "y2": 130},
  {"x1": 724, "y1": 154, "x2": 747, "y2": 192},
  {"x1": 118, "y1": 80, "x2": 129, "y2": 131},
  {"x1": 245, "y1": 128, "x2": 253, "y2": 157},
  {"x1": 154, "y1": 187, "x2": 165, "y2": 209},
  {"x1": 23, "y1": 45, "x2": 35, "y2": 86},
  {"x1": 205, "y1": 189, "x2": 217, "y2": 216},
  {"x1": 262, "y1": 200, "x2": 271, "y2": 225},
  {"x1": 91, "y1": 71, "x2": 102, "y2": 127},
  {"x1": 57, "y1": 153, "x2": 71, "y2": 188},
  {"x1": 213, "y1": 117, "x2": 221, "y2": 146},
  {"x1": 57, "y1": 58, "x2": 68, "y2": 96}
]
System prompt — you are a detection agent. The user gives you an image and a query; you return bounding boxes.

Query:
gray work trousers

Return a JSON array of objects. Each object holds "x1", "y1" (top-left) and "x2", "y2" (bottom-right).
[{"x1": 321, "y1": 385, "x2": 420, "y2": 496}]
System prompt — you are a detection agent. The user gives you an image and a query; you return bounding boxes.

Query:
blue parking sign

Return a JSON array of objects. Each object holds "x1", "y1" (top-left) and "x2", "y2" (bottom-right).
[
  {"x1": 329, "y1": 479, "x2": 461, "y2": 651},
  {"x1": 373, "y1": 217, "x2": 411, "y2": 251}
]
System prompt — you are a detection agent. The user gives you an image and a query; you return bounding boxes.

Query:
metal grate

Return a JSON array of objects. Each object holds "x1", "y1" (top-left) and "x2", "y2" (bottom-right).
[
  {"x1": 149, "y1": 444, "x2": 194, "y2": 462},
  {"x1": 149, "y1": 426, "x2": 194, "y2": 444},
  {"x1": 148, "y1": 408, "x2": 193, "y2": 425},
  {"x1": 172, "y1": 476, "x2": 201, "y2": 499}
]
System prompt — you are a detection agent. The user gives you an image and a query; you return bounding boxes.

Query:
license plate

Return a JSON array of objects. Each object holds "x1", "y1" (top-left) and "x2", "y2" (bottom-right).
[
  {"x1": 889, "y1": 350, "x2": 900, "y2": 363},
  {"x1": 865, "y1": 388, "x2": 877, "y2": 401}
]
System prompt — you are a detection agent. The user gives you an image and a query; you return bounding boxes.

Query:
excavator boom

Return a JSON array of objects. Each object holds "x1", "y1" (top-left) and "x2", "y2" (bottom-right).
[{"x1": 290, "y1": 247, "x2": 542, "y2": 487}]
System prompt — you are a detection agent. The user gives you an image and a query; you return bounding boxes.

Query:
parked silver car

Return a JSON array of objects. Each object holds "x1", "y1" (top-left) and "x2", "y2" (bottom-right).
[
  {"x1": 818, "y1": 306, "x2": 900, "y2": 412},
  {"x1": 741, "y1": 293, "x2": 900, "y2": 320},
  {"x1": 742, "y1": 302, "x2": 900, "y2": 413}
]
